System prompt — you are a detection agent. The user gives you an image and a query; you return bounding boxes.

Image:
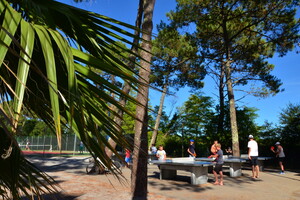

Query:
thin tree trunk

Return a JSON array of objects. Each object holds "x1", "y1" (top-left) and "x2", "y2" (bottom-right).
[
  {"x1": 131, "y1": 0, "x2": 155, "y2": 199},
  {"x1": 217, "y1": 65, "x2": 225, "y2": 135},
  {"x1": 150, "y1": 83, "x2": 167, "y2": 146},
  {"x1": 105, "y1": 0, "x2": 144, "y2": 158},
  {"x1": 224, "y1": 59, "x2": 240, "y2": 157}
]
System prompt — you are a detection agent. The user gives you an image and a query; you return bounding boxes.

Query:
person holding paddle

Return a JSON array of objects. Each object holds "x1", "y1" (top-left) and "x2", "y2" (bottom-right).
[
  {"x1": 187, "y1": 139, "x2": 196, "y2": 158},
  {"x1": 271, "y1": 142, "x2": 285, "y2": 174},
  {"x1": 211, "y1": 143, "x2": 224, "y2": 185},
  {"x1": 210, "y1": 140, "x2": 219, "y2": 154}
]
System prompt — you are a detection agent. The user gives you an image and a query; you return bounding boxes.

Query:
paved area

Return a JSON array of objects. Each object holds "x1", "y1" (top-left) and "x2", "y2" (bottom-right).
[{"x1": 27, "y1": 156, "x2": 300, "y2": 200}]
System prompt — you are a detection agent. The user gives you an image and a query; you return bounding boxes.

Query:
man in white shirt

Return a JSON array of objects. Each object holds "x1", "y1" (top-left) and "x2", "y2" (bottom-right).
[{"x1": 248, "y1": 135, "x2": 259, "y2": 179}]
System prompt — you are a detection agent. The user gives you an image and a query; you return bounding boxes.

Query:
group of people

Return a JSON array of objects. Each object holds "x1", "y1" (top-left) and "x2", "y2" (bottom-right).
[
  {"x1": 152, "y1": 136, "x2": 285, "y2": 186},
  {"x1": 210, "y1": 135, "x2": 285, "y2": 184},
  {"x1": 201, "y1": 136, "x2": 285, "y2": 185},
  {"x1": 248, "y1": 135, "x2": 285, "y2": 178}
]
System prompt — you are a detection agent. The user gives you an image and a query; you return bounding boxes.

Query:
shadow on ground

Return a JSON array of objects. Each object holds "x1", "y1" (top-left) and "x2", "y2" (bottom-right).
[
  {"x1": 26, "y1": 156, "x2": 89, "y2": 174},
  {"x1": 20, "y1": 192, "x2": 79, "y2": 200},
  {"x1": 147, "y1": 167, "x2": 263, "y2": 194}
]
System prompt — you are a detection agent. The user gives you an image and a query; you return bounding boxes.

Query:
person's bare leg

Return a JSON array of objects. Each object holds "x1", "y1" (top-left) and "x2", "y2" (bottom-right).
[
  {"x1": 219, "y1": 171, "x2": 223, "y2": 185},
  {"x1": 213, "y1": 170, "x2": 219, "y2": 184},
  {"x1": 279, "y1": 161, "x2": 284, "y2": 171},
  {"x1": 251, "y1": 165, "x2": 255, "y2": 178},
  {"x1": 255, "y1": 165, "x2": 260, "y2": 178}
]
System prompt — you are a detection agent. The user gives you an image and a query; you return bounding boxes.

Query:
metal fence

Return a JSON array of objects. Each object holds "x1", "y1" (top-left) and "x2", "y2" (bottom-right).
[{"x1": 16, "y1": 134, "x2": 87, "y2": 153}]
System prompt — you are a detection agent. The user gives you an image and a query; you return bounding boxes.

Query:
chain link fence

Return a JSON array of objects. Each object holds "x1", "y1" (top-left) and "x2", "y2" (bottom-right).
[{"x1": 16, "y1": 134, "x2": 87, "y2": 153}]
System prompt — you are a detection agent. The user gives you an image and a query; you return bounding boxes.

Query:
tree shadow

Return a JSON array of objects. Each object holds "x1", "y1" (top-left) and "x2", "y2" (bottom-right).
[
  {"x1": 148, "y1": 167, "x2": 263, "y2": 194},
  {"x1": 26, "y1": 156, "x2": 89, "y2": 174},
  {"x1": 20, "y1": 192, "x2": 79, "y2": 200}
]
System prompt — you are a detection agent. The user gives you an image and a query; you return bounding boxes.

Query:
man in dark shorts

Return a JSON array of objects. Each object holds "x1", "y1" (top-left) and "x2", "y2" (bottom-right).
[
  {"x1": 271, "y1": 142, "x2": 285, "y2": 174},
  {"x1": 211, "y1": 143, "x2": 224, "y2": 185},
  {"x1": 248, "y1": 134, "x2": 259, "y2": 178}
]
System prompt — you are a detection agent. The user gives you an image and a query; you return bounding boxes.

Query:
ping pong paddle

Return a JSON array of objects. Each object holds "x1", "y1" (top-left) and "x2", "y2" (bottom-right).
[{"x1": 270, "y1": 146, "x2": 275, "y2": 150}]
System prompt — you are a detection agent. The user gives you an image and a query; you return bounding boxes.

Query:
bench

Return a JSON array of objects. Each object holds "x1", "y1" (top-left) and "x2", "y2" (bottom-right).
[{"x1": 151, "y1": 158, "x2": 214, "y2": 185}]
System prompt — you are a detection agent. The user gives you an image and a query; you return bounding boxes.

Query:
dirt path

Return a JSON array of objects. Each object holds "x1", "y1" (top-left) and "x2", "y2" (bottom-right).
[{"x1": 29, "y1": 156, "x2": 300, "y2": 200}]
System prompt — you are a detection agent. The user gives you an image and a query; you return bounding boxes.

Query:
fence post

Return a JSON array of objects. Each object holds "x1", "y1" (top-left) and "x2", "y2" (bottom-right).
[
  {"x1": 73, "y1": 134, "x2": 77, "y2": 155},
  {"x1": 50, "y1": 136, "x2": 53, "y2": 151},
  {"x1": 65, "y1": 135, "x2": 68, "y2": 151},
  {"x1": 37, "y1": 136, "x2": 40, "y2": 148}
]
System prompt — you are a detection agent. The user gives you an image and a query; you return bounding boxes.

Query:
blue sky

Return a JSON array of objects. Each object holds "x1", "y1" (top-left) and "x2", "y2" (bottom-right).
[{"x1": 67, "y1": 0, "x2": 300, "y2": 125}]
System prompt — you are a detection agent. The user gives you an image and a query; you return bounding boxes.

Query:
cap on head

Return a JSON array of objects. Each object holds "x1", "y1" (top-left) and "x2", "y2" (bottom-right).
[
  {"x1": 248, "y1": 135, "x2": 254, "y2": 139},
  {"x1": 190, "y1": 139, "x2": 194, "y2": 142},
  {"x1": 275, "y1": 142, "x2": 280, "y2": 145}
]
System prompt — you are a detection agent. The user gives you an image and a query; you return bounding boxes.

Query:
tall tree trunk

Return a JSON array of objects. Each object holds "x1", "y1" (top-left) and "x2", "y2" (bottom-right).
[
  {"x1": 222, "y1": 15, "x2": 240, "y2": 157},
  {"x1": 105, "y1": 0, "x2": 144, "y2": 158},
  {"x1": 217, "y1": 65, "x2": 225, "y2": 135},
  {"x1": 131, "y1": 0, "x2": 155, "y2": 199},
  {"x1": 150, "y1": 83, "x2": 167, "y2": 146},
  {"x1": 224, "y1": 59, "x2": 240, "y2": 157}
]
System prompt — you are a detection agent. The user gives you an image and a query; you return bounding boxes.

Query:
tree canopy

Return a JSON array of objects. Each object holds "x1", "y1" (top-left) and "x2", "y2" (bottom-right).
[{"x1": 167, "y1": 0, "x2": 300, "y2": 156}]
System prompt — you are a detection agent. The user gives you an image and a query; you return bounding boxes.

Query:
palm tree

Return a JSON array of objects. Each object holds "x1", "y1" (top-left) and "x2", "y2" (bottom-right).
[
  {"x1": 131, "y1": 0, "x2": 156, "y2": 199},
  {"x1": 0, "y1": 0, "x2": 141, "y2": 199}
]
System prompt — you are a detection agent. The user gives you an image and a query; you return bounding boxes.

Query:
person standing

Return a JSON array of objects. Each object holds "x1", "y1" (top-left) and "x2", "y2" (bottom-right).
[
  {"x1": 79, "y1": 141, "x2": 84, "y2": 154},
  {"x1": 211, "y1": 143, "x2": 224, "y2": 185},
  {"x1": 187, "y1": 139, "x2": 196, "y2": 158},
  {"x1": 225, "y1": 147, "x2": 233, "y2": 156},
  {"x1": 248, "y1": 135, "x2": 259, "y2": 179},
  {"x1": 150, "y1": 144, "x2": 157, "y2": 154},
  {"x1": 208, "y1": 140, "x2": 219, "y2": 158},
  {"x1": 125, "y1": 148, "x2": 132, "y2": 168},
  {"x1": 271, "y1": 142, "x2": 285, "y2": 174},
  {"x1": 148, "y1": 144, "x2": 158, "y2": 162},
  {"x1": 210, "y1": 140, "x2": 219, "y2": 154},
  {"x1": 156, "y1": 145, "x2": 166, "y2": 161},
  {"x1": 25, "y1": 141, "x2": 30, "y2": 150}
]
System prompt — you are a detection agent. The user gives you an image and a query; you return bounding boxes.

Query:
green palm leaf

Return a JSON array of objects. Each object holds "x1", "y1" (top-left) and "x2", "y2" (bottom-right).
[
  {"x1": 34, "y1": 24, "x2": 62, "y2": 149},
  {"x1": 13, "y1": 20, "x2": 35, "y2": 128},
  {"x1": 0, "y1": 0, "x2": 142, "y2": 199}
]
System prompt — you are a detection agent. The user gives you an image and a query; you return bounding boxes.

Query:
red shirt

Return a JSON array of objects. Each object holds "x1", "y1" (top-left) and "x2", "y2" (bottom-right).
[{"x1": 125, "y1": 149, "x2": 131, "y2": 158}]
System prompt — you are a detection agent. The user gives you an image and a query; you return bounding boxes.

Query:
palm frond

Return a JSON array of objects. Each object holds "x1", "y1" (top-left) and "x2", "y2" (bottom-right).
[{"x1": 0, "y1": 0, "x2": 143, "y2": 199}]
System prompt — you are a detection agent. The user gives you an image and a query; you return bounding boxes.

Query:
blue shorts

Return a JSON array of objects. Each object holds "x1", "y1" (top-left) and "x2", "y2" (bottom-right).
[{"x1": 125, "y1": 157, "x2": 131, "y2": 163}]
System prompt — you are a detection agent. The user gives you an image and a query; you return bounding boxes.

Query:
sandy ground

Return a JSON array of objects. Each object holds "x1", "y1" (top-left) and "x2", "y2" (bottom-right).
[{"x1": 28, "y1": 156, "x2": 300, "y2": 200}]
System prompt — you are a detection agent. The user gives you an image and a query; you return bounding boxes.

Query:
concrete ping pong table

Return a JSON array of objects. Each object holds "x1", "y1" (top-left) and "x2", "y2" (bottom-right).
[
  {"x1": 196, "y1": 155, "x2": 273, "y2": 177},
  {"x1": 240, "y1": 154, "x2": 272, "y2": 171},
  {"x1": 151, "y1": 157, "x2": 215, "y2": 185},
  {"x1": 196, "y1": 157, "x2": 246, "y2": 177}
]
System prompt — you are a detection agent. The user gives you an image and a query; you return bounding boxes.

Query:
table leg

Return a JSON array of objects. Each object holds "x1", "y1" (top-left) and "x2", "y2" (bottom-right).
[
  {"x1": 190, "y1": 166, "x2": 208, "y2": 185},
  {"x1": 229, "y1": 163, "x2": 242, "y2": 177},
  {"x1": 258, "y1": 160, "x2": 264, "y2": 171},
  {"x1": 160, "y1": 168, "x2": 177, "y2": 180}
]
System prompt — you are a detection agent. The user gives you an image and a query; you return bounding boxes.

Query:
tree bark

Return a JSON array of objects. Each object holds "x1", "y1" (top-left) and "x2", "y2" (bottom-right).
[
  {"x1": 217, "y1": 65, "x2": 225, "y2": 136},
  {"x1": 222, "y1": 14, "x2": 240, "y2": 157},
  {"x1": 105, "y1": 0, "x2": 144, "y2": 158},
  {"x1": 224, "y1": 59, "x2": 240, "y2": 157},
  {"x1": 149, "y1": 83, "x2": 167, "y2": 146},
  {"x1": 131, "y1": 0, "x2": 155, "y2": 199}
]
